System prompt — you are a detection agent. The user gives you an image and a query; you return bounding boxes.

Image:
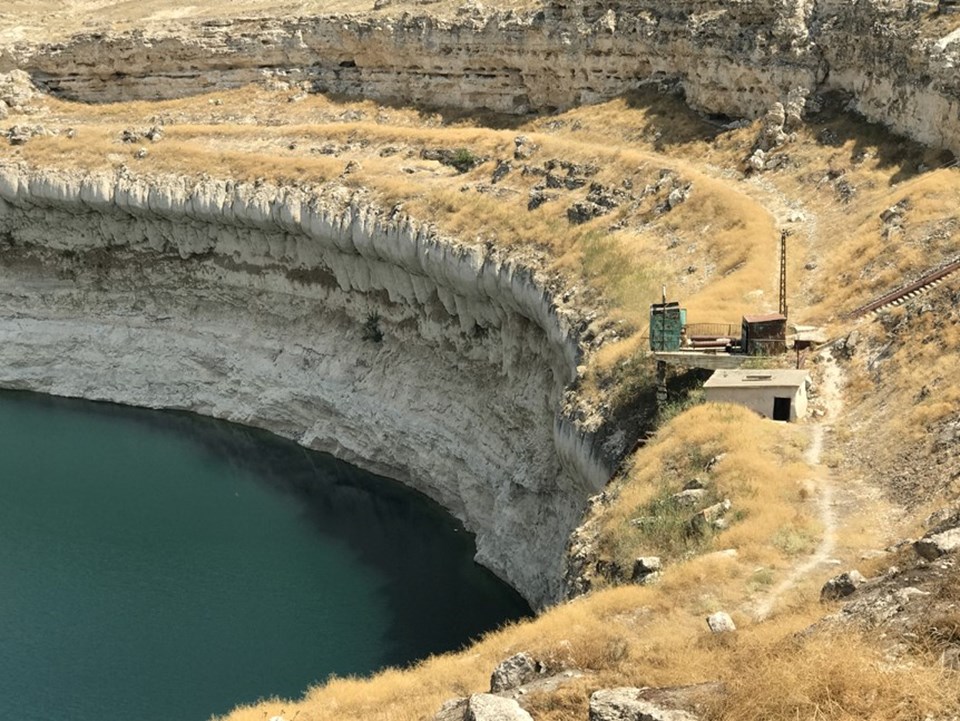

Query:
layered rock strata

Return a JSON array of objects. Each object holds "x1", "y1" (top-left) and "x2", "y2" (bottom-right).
[
  {"x1": 0, "y1": 162, "x2": 620, "y2": 608},
  {"x1": 3, "y1": 1, "x2": 960, "y2": 152}
]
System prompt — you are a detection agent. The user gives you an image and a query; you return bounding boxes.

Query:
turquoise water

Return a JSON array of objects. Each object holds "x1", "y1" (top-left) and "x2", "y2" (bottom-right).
[{"x1": 0, "y1": 391, "x2": 529, "y2": 721}]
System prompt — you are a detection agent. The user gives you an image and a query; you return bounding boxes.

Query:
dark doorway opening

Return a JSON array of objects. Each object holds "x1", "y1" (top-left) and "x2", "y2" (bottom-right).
[{"x1": 773, "y1": 396, "x2": 791, "y2": 422}]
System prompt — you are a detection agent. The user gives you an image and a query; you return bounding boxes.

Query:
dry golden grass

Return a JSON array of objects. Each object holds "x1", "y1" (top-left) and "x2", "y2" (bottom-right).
[
  {"x1": 597, "y1": 404, "x2": 811, "y2": 573},
  {"x1": 708, "y1": 628, "x2": 960, "y2": 721}
]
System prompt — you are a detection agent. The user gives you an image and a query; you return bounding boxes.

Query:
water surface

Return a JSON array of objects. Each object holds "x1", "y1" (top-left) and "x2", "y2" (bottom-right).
[{"x1": 0, "y1": 391, "x2": 529, "y2": 720}]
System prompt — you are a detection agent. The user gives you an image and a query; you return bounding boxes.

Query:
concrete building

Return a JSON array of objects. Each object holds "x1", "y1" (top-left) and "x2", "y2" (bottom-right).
[{"x1": 703, "y1": 369, "x2": 811, "y2": 422}]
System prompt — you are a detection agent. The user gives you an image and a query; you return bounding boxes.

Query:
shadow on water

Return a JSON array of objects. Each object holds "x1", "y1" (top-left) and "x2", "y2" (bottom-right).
[
  {"x1": 0, "y1": 390, "x2": 531, "y2": 714},
  {"x1": 153, "y1": 409, "x2": 535, "y2": 668}
]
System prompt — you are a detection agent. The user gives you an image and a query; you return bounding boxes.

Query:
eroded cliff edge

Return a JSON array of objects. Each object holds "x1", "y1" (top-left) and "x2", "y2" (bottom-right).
[{"x1": 0, "y1": 162, "x2": 623, "y2": 608}]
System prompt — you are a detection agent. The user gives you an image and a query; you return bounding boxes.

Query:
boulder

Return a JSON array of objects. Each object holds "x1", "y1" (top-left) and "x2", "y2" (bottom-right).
[
  {"x1": 589, "y1": 688, "x2": 699, "y2": 721},
  {"x1": 567, "y1": 200, "x2": 607, "y2": 224},
  {"x1": 528, "y1": 189, "x2": 557, "y2": 210},
  {"x1": 434, "y1": 698, "x2": 469, "y2": 721},
  {"x1": 667, "y1": 186, "x2": 689, "y2": 209},
  {"x1": 466, "y1": 694, "x2": 533, "y2": 721},
  {"x1": 705, "y1": 453, "x2": 726, "y2": 471},
  {"x1": 690, "y1": 499, "x2": 731, "y2": 532},
  {"x1": 513, "y1": 135, "x2": 539, "y2": 160},
  {"x1": 705, "y1": 611, "x2": 736, "y2": 633},
  {"x1": 820, "y1": 570, "x2": 866, "y2": 600},
  {"x1": 671, "y1": 488, "x2": 706, "y2": 506},
  {"x1": 914, "y1": 527, "x2": 960, "y2": 560},
  {"x1": 491, "y1": 160, "x2": 511, "y2": 183},
  {"x1": 7, "y1": 125, "x2": 32, "y2": 145},
  {"x1": 490, "y1": 652, "x2": 539, "y2": 692},
  {"x1": 631, "y1": 556, "x2": 663, "y2": 584}
]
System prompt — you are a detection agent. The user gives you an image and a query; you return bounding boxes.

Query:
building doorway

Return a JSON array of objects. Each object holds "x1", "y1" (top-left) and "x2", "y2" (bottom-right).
[{"x1": 772, "y1": 397, "x2": 791, "y2": 422}]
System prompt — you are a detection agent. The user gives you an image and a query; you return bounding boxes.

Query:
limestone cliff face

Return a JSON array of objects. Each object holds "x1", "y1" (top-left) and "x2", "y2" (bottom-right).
[
  {"x1": 0, "y1": 162, "x2": 620, "y2": 608},
  {"x1": 4, "y1": 1, "x2": 960, "y2": 152}
]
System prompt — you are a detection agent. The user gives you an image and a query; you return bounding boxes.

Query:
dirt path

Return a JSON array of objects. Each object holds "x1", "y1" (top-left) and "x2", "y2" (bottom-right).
[{"x1": 751, "y1": 349, "x2": 843, "y2": 621}]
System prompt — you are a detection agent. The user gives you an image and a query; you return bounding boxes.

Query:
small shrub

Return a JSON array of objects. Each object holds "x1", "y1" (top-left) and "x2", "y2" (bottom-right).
[
  {"x1": 450, "y1": 147, "x2": 480, "y2": 173},
  {"x1": 772, "y1": 524, "x2": 817, "y2": 556},
  {"x1": 361, "y1": 311, "x2": 384, "y2": 343},
  {"x1": 658, "y1": 388, "x2": 705, "y2": 426}
]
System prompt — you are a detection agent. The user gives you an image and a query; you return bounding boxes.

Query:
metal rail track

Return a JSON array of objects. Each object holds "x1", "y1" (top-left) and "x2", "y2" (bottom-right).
[{"x1": 848, "y1": 257, "x2": 960, "y2": 318}]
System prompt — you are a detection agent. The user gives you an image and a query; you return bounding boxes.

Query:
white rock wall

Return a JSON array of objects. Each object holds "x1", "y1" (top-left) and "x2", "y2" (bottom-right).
[
  {"x1": 6, "y1": 0, "x2": 959, "y2": 153},
  {"x1": 0, "y1": 163, "x2": 619, "y2": 609}
]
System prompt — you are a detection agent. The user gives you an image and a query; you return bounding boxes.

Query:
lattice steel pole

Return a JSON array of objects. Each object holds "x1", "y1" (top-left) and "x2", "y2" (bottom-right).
[{"x1": 779, "y1": 230, "x2": 788, "y2": 319}]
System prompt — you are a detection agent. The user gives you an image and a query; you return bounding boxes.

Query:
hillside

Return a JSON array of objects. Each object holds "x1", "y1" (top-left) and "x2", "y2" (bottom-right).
[{"x1": 3, "y1": 1, "x2": 960, "y2": 719}]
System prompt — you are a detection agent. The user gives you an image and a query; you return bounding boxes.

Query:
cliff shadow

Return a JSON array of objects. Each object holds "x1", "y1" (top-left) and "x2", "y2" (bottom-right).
[
  {"x1": 620, "y1": 86, "x2": 728, "y2": 152},
  {"x1": 807, "y1": 93, "x2": 956, "y2": 186}
]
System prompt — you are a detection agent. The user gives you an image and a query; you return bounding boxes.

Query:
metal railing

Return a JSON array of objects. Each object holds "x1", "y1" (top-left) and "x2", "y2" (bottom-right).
[{"x1": 684, "y1": 322, "x2": 740, "y2": 338}]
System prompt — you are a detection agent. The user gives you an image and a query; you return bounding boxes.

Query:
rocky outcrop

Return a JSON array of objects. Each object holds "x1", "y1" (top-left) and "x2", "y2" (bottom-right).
[
  {"x1": 0, "y1": 162, "x2": 627, "y2": 608},
  {"x1": 490, "y1": 652, "x2": 542, "y2": 692},
  {"x1": 4, "y1": 1, "x2": 960, "y2": 152},
  {"x1": 589, "y1": 688, "x2": 700, "y2": 721},
  {"x1": 434, "y1": 694, "x2": 534, "y2": 721}
]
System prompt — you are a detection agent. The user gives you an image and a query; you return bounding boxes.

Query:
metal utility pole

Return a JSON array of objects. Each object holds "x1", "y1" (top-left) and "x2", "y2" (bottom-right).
[{"x1": 779, "y1": 230, "x2": 788, "y2": 319}]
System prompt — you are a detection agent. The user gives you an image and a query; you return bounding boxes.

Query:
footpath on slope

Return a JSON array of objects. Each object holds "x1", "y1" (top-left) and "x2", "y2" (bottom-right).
[
  {"x1": 748, "y1": 346, "x2": 903, "y2": 621},
  {"x1": 750, "y1": 348, "x2": 841, "y2": 621}
]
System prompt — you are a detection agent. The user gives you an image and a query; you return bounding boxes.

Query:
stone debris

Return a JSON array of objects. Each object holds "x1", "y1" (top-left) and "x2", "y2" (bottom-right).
[
  {"x1": 671, "y1": 488, "x2": 706, "y2": 506},
  {"x1": 589, "y1": 688, "x2": 700, "y2": 721},
  {"x1": 705, "y1": 611, "x2": 736, "y2": 633},
  {"x1": 690, "y1": 499, "x2": 731, "y2": 532},
  {"x1": 566, "y1": 199, "x2": 605, "y2": 223},
  {"x1": 513, "y1": 135, "x2": 538, "y2": 160},
  {"x1": 528, "y1": 188, "x2": 557, "y2": 210},
  {"x1": 705, "y1": 453, "x2": 726, "y2": 471},
  {"x1": 631, "y1": 556, "x2": 662, "y2": 584},
  {"x1": 6, "y1": 124, "x2": 53, "y2": 145},
  {"x1": 135, "y1": 147, "x2": 149, "y2": 159},
  {"x1": 7, "y1": 125, "x2": 32, "y2": 145},
  {"x1": 746, "y1": 148, "x2": 766, "y2": 172},
  {"x1": 491, "y1": 159, "x2": 512, "y2": 183},
  {"x1": 667, "y1": 185, "x2": 690, "y2": 209},
  {"x1": 820, "y1": 569, "x2": 866, "y2": 600},
  {"x1": 490, "y1": 652, "x2": 541, "y2": 692},
  {"x1": 914, "y1": 527, "x2": 960, "y2": 560}
]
